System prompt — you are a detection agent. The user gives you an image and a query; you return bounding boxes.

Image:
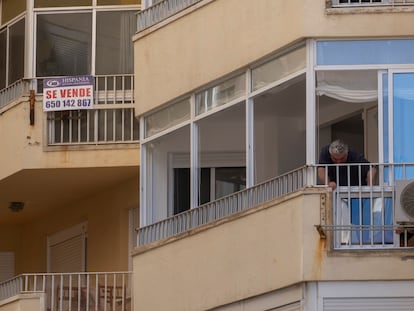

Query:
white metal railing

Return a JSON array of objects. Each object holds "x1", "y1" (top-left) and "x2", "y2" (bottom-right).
[
  {"x1": 137, "y1": 163, "x2": 414, "y2": 249},
  {"x1": 44, "y1": 75, "x2": 139, "y2": 145},
  {"x1": 136, "y1": 0, "x2": 203, "y2": 32},
  {"x1": 137, "y1": 166, "x2": 308, "y2": 246},
  {"x1": 0, "y1": 272, "x2": 132, "y2": 311},
  {"x1": 332, "y1": 0, "x2": 414, "y2": 7},
  {"x1": 0, "y1": 79, "x2": 30, "y2": 109},
  {"x1": 316, "y1": 162, "x2": 414, "y2": 249}
]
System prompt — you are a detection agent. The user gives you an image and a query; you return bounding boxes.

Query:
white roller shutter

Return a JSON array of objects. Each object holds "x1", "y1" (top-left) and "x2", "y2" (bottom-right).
[
  {"x1": 47, "y1": 223, "x2": 87, "y2": 273},
  {"x1": 324, "y1": 297, "x2": 414, "y2": 311},
  {"x1": 269, "y1": 301, "x2": 301, "y2": 311}
]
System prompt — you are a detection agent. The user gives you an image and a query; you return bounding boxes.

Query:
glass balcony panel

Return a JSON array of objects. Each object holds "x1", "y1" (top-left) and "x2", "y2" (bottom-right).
[
  {"x1": 97, "y1": 0, "x2": 140, "y2": 5},
  {"x1": 252, "y1": 45, "x2": 306, "y2": 92},
  {"x1": 195, "y1": 74, "x2": 246, "y2": 116},
  {"x1": 9, "y1": 19, "x2": 25, "y2": 86},
  {"x1": 96, "y1": 11, "x2": 136, "y2": 75},
  {"x1": 34, "y1": 0, "x2": 92, "y2": 8},
  {"x1": 36, "y1": 13, "x2": 92, "y2": 77},
  {"x1": 0, "y1": 30, "x2": 6, "y2": 90},
  {"x1": 144, "y1": 98, "x2": 190, "y2": 138}
]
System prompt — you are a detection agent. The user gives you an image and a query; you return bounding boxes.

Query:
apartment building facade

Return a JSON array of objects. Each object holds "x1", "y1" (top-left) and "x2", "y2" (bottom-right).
[
  {"x1": 132, "y1": 0, "x2": 414, "y2": 310},
  {"x1": 0, "y1": 0, "x2": 140, "y2": 310}
]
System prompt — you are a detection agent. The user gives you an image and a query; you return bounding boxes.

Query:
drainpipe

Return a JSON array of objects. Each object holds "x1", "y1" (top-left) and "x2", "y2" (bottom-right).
[{"x1": 30, "y1": 89, "x2": 35, "y2": 125}]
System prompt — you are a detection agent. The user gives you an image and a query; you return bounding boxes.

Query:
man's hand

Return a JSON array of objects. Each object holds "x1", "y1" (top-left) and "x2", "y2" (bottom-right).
[{"x1": 328, "y1": 181, "x2": 337, "y2": 190}]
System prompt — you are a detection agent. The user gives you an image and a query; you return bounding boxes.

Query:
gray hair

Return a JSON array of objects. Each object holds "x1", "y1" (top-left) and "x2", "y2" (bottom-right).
[{"x1": 329, "y1": 139, "x2": 348, "y2": 155}]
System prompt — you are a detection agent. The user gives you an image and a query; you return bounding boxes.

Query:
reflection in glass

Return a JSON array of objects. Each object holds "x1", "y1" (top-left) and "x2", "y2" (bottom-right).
[
  {"x1": 195, "y1": 74, "x2": 245, "y2": 115},
  {"x1": 252, "y1": 45, "x2": 306, "y2": 91},
  {"x1": 9, "y1": 19, "x2": 25, "y2": 85},
  {"x1": 393, "y1": 73, "x2": 414, "y2": 179},
  {"x1": 98, "y1": 0, "x2": 139, "y2": 5},
  {"x1": 36, "y1": 13, "x2": 92, "y2": 77},
  {"x1": 0, "y1": 30, "x2": 6, "y2": 90},
  {"x1": 145, "y1": 98, "x2": 191, "y2": 138},
  {"x1": 96, "y1": 11, "x2": 136, "y2": 75},
  {"x1": 145, "y1": 126, "x2": 190, "y2": 224},
  {"x1": 254, "y1": 74, "x2": 306, "y2": 184},
  {"x1": 197, "y1": 103, "x2": 246, "y2": 205},
  {"x1": 35, "y1": 0, "x2": 91, "y2": 8}
]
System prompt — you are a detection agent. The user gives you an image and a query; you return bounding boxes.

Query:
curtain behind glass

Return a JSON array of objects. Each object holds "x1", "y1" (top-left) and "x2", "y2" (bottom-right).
[
  {"x1": 9, "y1": 19, "x2": 25, "y2": 85},
  {"x1": 36, "y1": 13, "x2": 92, "y2": 77},
  {"x1": 96, "y1": 11, "x2": 135, "y2": 75}
]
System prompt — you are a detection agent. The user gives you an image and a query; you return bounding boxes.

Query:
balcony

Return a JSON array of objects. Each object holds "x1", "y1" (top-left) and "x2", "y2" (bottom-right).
[
  {"x1": 0, "y1": 75, "x2": 139, "y2": 147},
  {"x1": 136, "y1": 0, "x2": 204, "y2": 32},
  {"x1": 137, "y1": 163, "x2": 414, "y2": 250},
  {"x1": 331, "y1": 0, "x2": 414, "y2": 7},
  {"x1": 0, "y1": 272, "x2": 131, "y2": 311}
]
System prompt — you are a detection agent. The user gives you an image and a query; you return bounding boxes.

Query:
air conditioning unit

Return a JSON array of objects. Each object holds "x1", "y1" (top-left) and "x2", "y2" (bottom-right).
[{"x1": 395, "y1": 179, "x2": 414, "y2": 224}]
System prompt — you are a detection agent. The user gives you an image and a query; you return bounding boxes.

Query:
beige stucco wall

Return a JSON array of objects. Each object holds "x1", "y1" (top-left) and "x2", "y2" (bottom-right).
[
  {"x1": 133, "y1": 0, "x2": 414, "y2": 116},
  {"x1": 10, "y1": 176, "x2": 138, "y2": 274},
  {"x1": 132, "y1": 191, "x2": 315, "y2": 311},
  {"x1": 0, "y1": 98, "x2": 139, "y2": 181},
  {"x1": 132, "y1": 188, "x2": 414, "y2": 310},
  {"x1": 0, "y1": 294, "x2": 43, "y2": 311}
]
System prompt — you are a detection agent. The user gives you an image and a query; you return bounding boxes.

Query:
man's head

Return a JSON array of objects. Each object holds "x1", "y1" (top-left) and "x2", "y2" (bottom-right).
[{"x1": 328, "y1": 139, "x2": 349, "y2": 163}]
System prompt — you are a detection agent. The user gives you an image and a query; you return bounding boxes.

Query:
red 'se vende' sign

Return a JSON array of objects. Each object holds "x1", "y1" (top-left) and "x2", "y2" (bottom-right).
[{"x1": 43, "y1": 75, "x2": 94, "y2": 112}]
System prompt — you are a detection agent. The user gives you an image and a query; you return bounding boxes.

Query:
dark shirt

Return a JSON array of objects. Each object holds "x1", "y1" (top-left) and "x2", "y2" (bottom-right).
[{"x1": 319, "y1": 145, "x2": 371, "y2": 186}]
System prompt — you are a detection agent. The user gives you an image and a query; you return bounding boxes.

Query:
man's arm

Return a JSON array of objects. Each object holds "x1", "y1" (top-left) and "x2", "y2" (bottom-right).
[
  {"x1": 317, "y1": 166, "x2": 337, "y2": 190},
  {"x1": 366, "y1": 165, "x2": 377, "y2": 186}
]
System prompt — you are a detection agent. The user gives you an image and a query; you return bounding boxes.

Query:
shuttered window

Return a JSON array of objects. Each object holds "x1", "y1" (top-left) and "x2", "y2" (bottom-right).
[
  {"x1": 0, "y1": 252, "x2": 14, "y2": 282},
  {"x1": 48, "y1": 223, "x2": 87, "y2": 273},
  {"x1": 269, "y1": 301, "x2": 301, "y2": 311},
  {"x1": 324, "y1": 297, "x2": 414, "y2": 310}
]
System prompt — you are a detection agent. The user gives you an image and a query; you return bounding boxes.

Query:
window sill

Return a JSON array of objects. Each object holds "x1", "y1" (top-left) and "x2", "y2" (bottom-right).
[{"x1": 326, "y1": 5, "x2": 414, "y2": 14}]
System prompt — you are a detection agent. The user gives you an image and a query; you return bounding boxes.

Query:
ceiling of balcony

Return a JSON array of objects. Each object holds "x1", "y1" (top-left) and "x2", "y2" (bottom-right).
[{"x1": 0, "y1": 166, "x2": 139, "y2": 225}]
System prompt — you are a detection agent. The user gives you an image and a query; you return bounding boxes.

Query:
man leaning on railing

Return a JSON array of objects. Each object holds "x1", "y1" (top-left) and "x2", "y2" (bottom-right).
[{"x1": 317, "y1": 139, "x2": 377, "y2": 189}]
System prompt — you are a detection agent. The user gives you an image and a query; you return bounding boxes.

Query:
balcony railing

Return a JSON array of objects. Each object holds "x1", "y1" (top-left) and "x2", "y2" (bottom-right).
[
  {"x1": 42, "y1": 75, "x2": 139, "y2": 146},
  {"x1": 137, "y1": 166, "x2": 308, "y2": 246},
  {"x1": 332, "y1": 0, "x2": 414, "y2": 7},
  {"x1": 0, "y1": 272, "x2": 132, "y2": 311},
  {"x1": 0, "y1": 79, "x2": 30, "y2": 109},
  {"x1": 136, "y1": 0, "x2": 203, "y2": 32},
  {"x1": 137, "y1": 163, "x2": 414, "y2": 250}
]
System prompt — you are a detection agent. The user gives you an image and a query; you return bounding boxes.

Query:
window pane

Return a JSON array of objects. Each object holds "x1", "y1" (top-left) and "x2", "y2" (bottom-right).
[
  {"x1": 34, "y1": 0, "x2": 91, "y2": 8},
  {"x1": 317, "y1": 40, "x2": 414, "y2": 65},
  {"x1": 254, "y1": 74, "x2": 306, "y2": 184},
  {"x1": 393, "y1": 72, "x2": 414, "y2": 178},
  {"x1": 97, "y1": 0, "x2": 140, "y2": 5},
  {"x1": 215, "y1": 167, "x2": 246, "y2": 199},
  {"x1": 144, "y1": 126, "x2": 190, "y2": 224},
  {"x1": 2, "y1": 0, "x2": 25, "y2": 24},
  {"x1": 195, "y1": 74, "x2": 246, "y2": 115},
  {"x1": 197, "y1": 103, "x2": 246, "y2": 205},
  {"x1": 144, "y1": 98, "x2": 190, "y2": 138},
  {"x1": 96, "y1": 11, "x2": 136, "y2": 75},
  {"x1": 36, "y1": 13, "x2": 92, "y2": 77},
  {"x1": 9, "y1": 19, "x2": 25, "y2": 85},
  {"x1": 0, "y1": 30, "x2": 6, "y2": 90},
  {"x1": 252, "y1": 45, "x2": 306, "y2": 91}
]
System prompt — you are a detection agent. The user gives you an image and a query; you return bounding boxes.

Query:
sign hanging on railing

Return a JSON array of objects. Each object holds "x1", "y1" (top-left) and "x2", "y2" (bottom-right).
[{"x1": 43, "y1": 75, "x2": 94, "y2": 111}]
